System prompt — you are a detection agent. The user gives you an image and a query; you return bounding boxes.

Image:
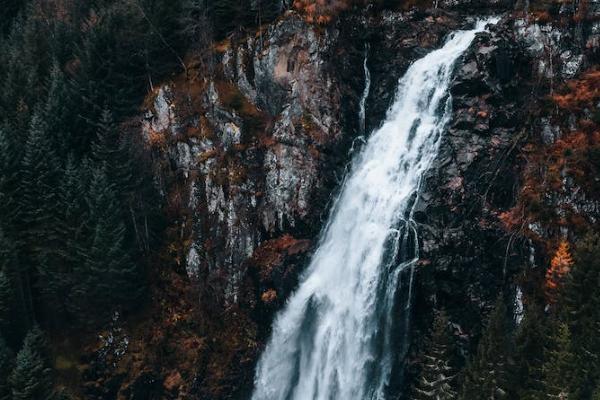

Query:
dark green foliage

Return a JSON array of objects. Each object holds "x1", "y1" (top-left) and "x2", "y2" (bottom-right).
[
  {"x1": 413, "y1": 310, "x2": 457, "y2": 400},
  {"x1": 0, "y1": 127, "x2": 21, "y2": 229},
  {"x1": 92, "y1": 110, "x2": 138, "y2": 196},
  {"x1": 0, "y1": 0, "x2": 26, "y2": 34},
  {"x1": 72, "y1": 0, "x2": 186, "y2": 128},
  {"x1": 9, "y1": 328, "x2": 53, "y2": 400},
  {"x1": 44, "y1": 62, "x2": 75, "y2": 155},
  {"x1": 71, "y1": 167, "x2": 143, "y2": 319},
  {"x1": 190, "y1": 0, "x2": 283, "y2": 40},
  {"x1": 0, "y1": 269, "x2": 14, "y2": 328},
  {"x1": 513, "y1": 304, "x2": 547, "y2": 399},
  {"x1": 540, "y1": 323, "x2": 579, "y2": 400},
  {"x1": 0, "y1": 229, "x2": 30, "y2": 344},
  {"x1": 0, "y1": 0, "x2": 165, "y2": 331},
  {"x1": 0, "y1": 335, "x2": 13, "y2": 400},
  {"x1": 558, "y1": 234, "x2": 600, "y2": 397},
  {"x1": 19, "y1": 110, "x2": 61, "y2": 254},
  {"x1": 459, "y1": 296, "x2": 513, "y2": 400}
]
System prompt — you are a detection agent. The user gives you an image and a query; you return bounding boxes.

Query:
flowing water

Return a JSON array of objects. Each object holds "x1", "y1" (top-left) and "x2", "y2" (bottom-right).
[
  {"x1": 252, "y1": 18, "x2": 497, "y2": 400},
  {"x1": 359, "y1": 44, "x2": 371, "y2": 135}
]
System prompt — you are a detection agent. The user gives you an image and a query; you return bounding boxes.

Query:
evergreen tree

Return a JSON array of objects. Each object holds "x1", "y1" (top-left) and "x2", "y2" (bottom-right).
[
  {"x1": 0, "y1": 335, "x2": 13, "y2": 400},
  {"x1": 40, "y1": 156, "x2": 89, "y2": 320},
  {"x1": 9, "y1": 328, "x2": 53, "y2": 400},
  {"x1": 72, "y1": 167, "x2": 144, "y2": 320},
  {"x1": 541, "y1": 323, "x2": 578, "y2": 400},
  {"x1": 0, "y1": 269, "x2": 14, "y2": 328},
  {"x1": 514, "y1": 304, "x2": 547, "y2": 400},
  {"x1": 92, "y1": 109, "x2": 138, "y2": 195},
  {"x1": 44, "y1": 61, "x2": 75, "y2": 155},
  {"x1": 0, "y1": 229, "x2": 30, "y2": 342},
  {"x1": 92, "y1": 109, "x2": 159, "y2": 254},
  {"x1": 213, "y1": 0, "x2": 240, "y2": 38},
  {"x1": 413, "y1": 310, "x2": 457, "y2": 400},
  {"x1": 0, "y1": 125, "x2": 22, "y2": 231},
  {"x1": 21, "y1": 325, "x2": 52, "y2": 369},
  {"x1": 19, "y1": 109, "x2": 61, "y2": 254},
  {"x1": 0, "y1": 0, "x2": 25, "y2": 34},
  {"x1": 561, "y1": 233, "x2": 600, "y2": 397},
  {"x1": 459, "y1": 296, "x2": 513, "y2": 400}
]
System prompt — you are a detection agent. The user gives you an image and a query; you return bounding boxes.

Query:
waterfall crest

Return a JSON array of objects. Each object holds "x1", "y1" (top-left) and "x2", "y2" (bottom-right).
[{"x1": 252, "y1": 19, "x2": 498, "y2": 400}]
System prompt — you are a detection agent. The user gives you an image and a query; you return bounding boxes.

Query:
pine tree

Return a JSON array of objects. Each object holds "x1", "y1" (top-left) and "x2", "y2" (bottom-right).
[
  {"x1": 0, "y1": 335, "x2": 14, "y2": 400},
  {"x1": 21, "y1": 325, "x2": 52, "y2": 369},
  {"x1": 0, "y1": 269, "x2": 14, "y2": 328},
  {"x1": 44, "y1": 61, "x2": 75, "y2": 155},
  {"x1": 413, "y1": 310, "x2": 457, "y2": 400},
  {"x1": 514, "y1": 304, "x2": 547, "y2": 400},
  {"x1": 92, "y1": 109, "x2": 137, "y2": 195},
  {"x1": 561, "y1": 233, "x2": 600, "y2": 396},
  {"x1": 592, "y1": 386, "x2": 600, "y2": 400},
  {"x1": 0, "y1": 125, "x2": 22, "y2": 231},
  {"x1": 0, "y1": 0, "x2": 25, "y2": 34},
  {"x1": 19, "y1": 109, "x2": 61, "y2": 254},
  {"x1": 459, "y1": 296, "x2": 513, "y2": 400},
  {"x1": 91, "y1": 109, "x2": 158, "y2": 254},
  {"x1": 0, "y1": 229, "x2": 30, "y2": 342},
  {"x1": 72, "y1": 167, "x2": 144, "y2": 320},
  {"x1": 213, "y1": 0, "x2": 240, "y2": 37},
  {"x1": 541, "y1": 323, "x2": 578, "y2": 400},
  {"x1": 9, "y1": 328, "x2": 53, "y2": 400},
  {"x1": 38, "y1": 156, "x2": 88, "y2": 320}
]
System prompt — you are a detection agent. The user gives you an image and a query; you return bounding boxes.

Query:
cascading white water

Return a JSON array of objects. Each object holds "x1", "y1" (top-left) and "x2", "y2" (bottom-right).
[
  {"x1": 359, "y1": 44, "x2": 371, "y2": 134},
  {"x1": 252, "y1": 18, "x2": 498, "y2": 400}
]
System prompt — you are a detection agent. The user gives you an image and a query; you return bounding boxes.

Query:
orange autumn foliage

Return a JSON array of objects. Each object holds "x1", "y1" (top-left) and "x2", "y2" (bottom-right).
[
  {"x1": 293, "y1": 0, "x2": 351, "y2": 24},
  {"x1": 552, "y1": 69, "x2": 600, "y2": 111},
  {"x1": 545, "y1": 241, "x2": 573, "y2": 302}
]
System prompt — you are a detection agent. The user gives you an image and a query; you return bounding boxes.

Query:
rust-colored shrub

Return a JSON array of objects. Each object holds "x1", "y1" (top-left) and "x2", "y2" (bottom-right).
[
  {"x1": 293, "y1": 0, "x2": 351, "y2": 24},
  {"x1": 552, "y1": 69, "x2": 600, "y2": 111}
]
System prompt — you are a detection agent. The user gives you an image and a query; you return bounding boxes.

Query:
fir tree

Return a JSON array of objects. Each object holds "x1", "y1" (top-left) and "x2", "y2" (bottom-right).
[
  {"x1": 21, "y1": 325, "x2": 52, "y2": 369},
  {"x1": 413, "y1": 310, "x2": 458, "y2": 400},
  {"x1": 9, "y1": 328, "x2": 53, "y2": 400},
  {"x1": 0, "y1": 229, "x2": 30, "y2": 342},
  {"x1": 38, "y1": 156, "x2": 88, "y2": 320},
  {"x1": 0, "y1": 269, "x2": 14, "y2": 328},
  {"x1": 459, "y1": 296, "x2": 513, "y2": 400},
  {"x1": 92, "y1": 109, "x2": 138, "y2": 196},
  {"x1": 0, "y1": 335, "x2": 13, "y2": 400},
  {"x1": 0, "y1": 125, "x2": 22, "y2": 231},
  {"x1": 72, "y1": 167, "x2": 144, "y2": 320},
  {"x1": 561, "y1": 233, "x2": 600, "y2": 396},
  {"x1": 19, "y1": 109, "x2": 61, "y2": 254},
  {"x1": 541, "y1": 323, "x2": 578, "y2": 400},
  {"x1": 513, "y1": 303, "x2": 547, "y2": 400},
  {"x1": 44, "y1": 61, "x2": 74, "y2": 155}
]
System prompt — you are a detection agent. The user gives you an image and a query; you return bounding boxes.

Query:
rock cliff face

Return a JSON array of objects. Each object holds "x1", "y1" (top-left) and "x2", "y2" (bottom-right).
[{"x1": 123, "y1": 2, "x2": 600, "y2": 398}]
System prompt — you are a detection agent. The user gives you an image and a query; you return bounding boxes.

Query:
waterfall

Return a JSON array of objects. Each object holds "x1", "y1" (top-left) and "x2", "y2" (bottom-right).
[
  {"x1": 252, "y1": 18, "x2": 498, "y2": 400},
  {"x1": 359, "y1": 44, "x2": 371, "y2": 134}
]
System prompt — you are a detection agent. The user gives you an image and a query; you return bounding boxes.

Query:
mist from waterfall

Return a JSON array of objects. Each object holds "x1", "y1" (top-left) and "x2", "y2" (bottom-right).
[{"x1": 252, "y1": 18, "x2": 498, "y2": 400}]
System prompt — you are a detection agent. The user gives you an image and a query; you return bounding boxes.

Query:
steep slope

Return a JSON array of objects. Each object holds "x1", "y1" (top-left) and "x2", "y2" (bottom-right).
[{"x1": 72, "y1": 2, "x2": 600, "y2": 399}]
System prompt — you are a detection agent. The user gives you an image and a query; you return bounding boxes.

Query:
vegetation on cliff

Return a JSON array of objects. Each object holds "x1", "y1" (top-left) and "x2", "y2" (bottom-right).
[{"x1": 0, "y1": 0, "x2": 598, "y2": 399}]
